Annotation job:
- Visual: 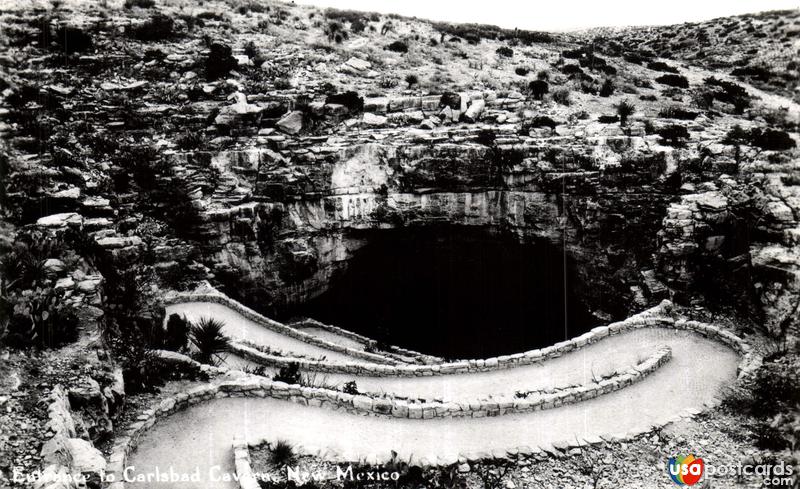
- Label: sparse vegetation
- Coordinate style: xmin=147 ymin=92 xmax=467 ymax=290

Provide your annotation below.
xmin=551 ymin=87 xmax=572 ymax=106
xmin=269 ymin=440 xmax=297 ymax=467
xmin=205 ymin=42 xmax=238 ymax=80
xmin=656 ymin=74 xmax=689 ymax=88
xmin=495 ymin=46 xmax=513 ymax=58
xmin=189 ymin=317 xmax=230 ymax=365
xmin=657 ymin=124 xmax=691 ymax=146
xmin=616 ymin=100 xmax=635 ymax=125
xmin=386 ymin=40 xmax=409 ymax=53
xmin=273 ymin=362 xmax=301 ymax=384
xmin=528 ymin=80 xmax=549 ymax=100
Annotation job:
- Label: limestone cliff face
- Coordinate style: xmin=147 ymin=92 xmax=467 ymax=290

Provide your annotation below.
xmin=159 ymin=132 xmax=797 ymax=337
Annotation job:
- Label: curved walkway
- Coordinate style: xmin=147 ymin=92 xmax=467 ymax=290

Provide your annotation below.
xmin=167 ymin=301 xmax=375 ymax=364
xmin=229 ymin=329 xmax=718 ymax=403
xmin=124 ymin=302 xmax=742 ymax=489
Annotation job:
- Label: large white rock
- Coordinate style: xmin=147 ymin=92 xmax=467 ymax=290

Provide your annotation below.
xmin=276 ymin=111 xmax=304 ymax=135
xmin=344 ymin=57 xmax=371 ymax=71
xmin=36 ymin=213 xmax=82 ymax=228
xmin=462 ymin=99 xmax=486 ymax=123
xmin=362 ymin=113 xmax=387 ymax=127
xmin=67 ymin=438 xmax=106 ymax=473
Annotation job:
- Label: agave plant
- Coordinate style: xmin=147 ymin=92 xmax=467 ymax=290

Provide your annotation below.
xmin=189 ymin=317 xmax=230 ymax=365
xmin=269 ymin=440 xmax=296 ymax=467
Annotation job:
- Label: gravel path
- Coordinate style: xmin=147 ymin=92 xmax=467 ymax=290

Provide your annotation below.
xmin=126 ymin=326 xmax=738 ymax=489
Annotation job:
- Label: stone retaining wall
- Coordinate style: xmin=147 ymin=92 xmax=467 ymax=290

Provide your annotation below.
xmin=291 ymin=317 xmax=442 ymax=364
xmin=232 ymin=436 xmax=260 ymax=489
xmin=164 ymin=290 xmax=400 ymax=366
xmin=105 ymin=300 xmax=758 ymax=487
xmin=106 ymin=344 xmax=669 ymax=488
xmin=225 ymin=299 xmax=756 ymax=380
xmin=36 ymin=386 xmax=107 ymax=489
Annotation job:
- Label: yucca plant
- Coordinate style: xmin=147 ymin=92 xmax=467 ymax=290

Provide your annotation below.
xmin=189 ymin=317 xmax=230 ymax=365
xmin=269 ymin=440 xmax=296 ymax=467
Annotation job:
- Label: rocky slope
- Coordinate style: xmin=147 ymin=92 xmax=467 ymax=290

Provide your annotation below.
xmin=0 ymin=1 xmax=799 ymax=487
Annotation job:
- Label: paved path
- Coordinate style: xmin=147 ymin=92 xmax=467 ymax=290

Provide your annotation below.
xmin=167 ymin=302 xmax=363 ymax=364
xmin=126 ymin=324 xmax=738 ymax=489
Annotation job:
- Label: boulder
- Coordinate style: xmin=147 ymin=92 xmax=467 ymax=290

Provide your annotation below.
xmin=67 ymin=438 xmax=106 ymax=473
xmin=362 ymin=113 xmax=387 ymax=127
xmin=344 ymin=57 xmax=371 ymax=71
xmin=214 ymin=92 xmax=262 ymax=126
xmin=36 ymin=213 xmax=82 ymax=228
xmin=40 ymin=435 xmax=72 ymax=467
xmin=43 ymin=259 xmax=66 ymax=274
xmin=276 ymin=111 xmax=304 ymax=134
xmin=462 ymin=99 xmax=485 ymax=123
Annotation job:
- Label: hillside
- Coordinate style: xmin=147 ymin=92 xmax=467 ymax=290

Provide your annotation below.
xmin=0 ymin=1 xmax=799 ymax=488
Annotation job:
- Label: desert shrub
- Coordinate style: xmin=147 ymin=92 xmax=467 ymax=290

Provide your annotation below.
xmin=724 ymin=125 xmax=796 ymax=151
xmin=599 ymin=64 xmax=617 ymax=75
xmin=433 ymin=21 xmax=552 ymax=46
xmin=599 ymin=78 xmax=615 ymax=97
xmin=495 ymin=46 xmax=513 ymax=57
xmin=514 ymin=66 xmax=529 ymax=76
xmin=597 ymin=115 xmax=619 ymax=124
xmin=656 ymin=74 xmax=689 ymax=88
xmin=404 ymin=74 xmax=419 ymax=88
xmin=551 ymin=88 xmax=572 ymax=106
xmin=476 ymin=129 xmax=496 ymax=146
xmin=623 ymin=52 xmax=648 ymax=64
xmin=163 ymin=314 xmax=189 ymax=351
xmin=119 ymin=347 xmax=169 ymax=394
xmin=439 ymin=92 xmax=461 ymax=109
xmin=562 ymin=48 xmax=583 ymax=59
xmin=175 ymin=130 xmax=203 ymax=150
xmin=647 ymin=61 xmax=679 ymax=73
xmin=325 ymin=21 xmax=348 ymax=43
xmin=723 ymin=355 xmax=800 ymax=422
xmin=386 ymin=40 xmax=408 ymax=53
xmin=378 ymin=76 xmax=398 ymax=88
xmin=579 ymin=53 xmax=608 ymax=70
xmin=657 ymin=124 xmax=690 ymax=146
xmin=205 ymin=42 xmax=238 ymax=80
xmin=529 ymin=116 xmax=558 ymax=131
xmin=616 ymin=99 xmax=635 ymax=125
xmin=658 ymin=106 xmax=699 ymax=120
xmin=704 ymin=77 xmax=750 ymax=113
xmin=53 ymin=26 xmax=93 ymax=54
xmin=350 ymin=17 xmax=367 ymax=34
xmin=342 ymin=380 xmax=359 ymax=394
xmin=748 ymin=128 xmax=796 ymax=151
xmin=128 ymin=14 xmax=174 ymax=41
xmin=380 ymin=21 xmax=394 ymax=36
xmin=269 ymin=440 xmax=296 ymax=466
xmin=325 ymin=91 xmax=364 ymax=113
xmin=4 ymin=290 xmax=79 ymax=349
xmin=528 ymin=80 xmax=549 ymax=100
xmin=731 ymin=65 xmax=773 ymax=82
xmin=189 ymin=317 xmax=230 ymax=365
xmin=273 ymin=77 xmax=291 ymax=90
xmin=561 ymin=64 xmax=582 ymax=77
xmin=124 ymin=0 xmax=155 ymax=7
xmin=273 ymin=362 xmax=301 ymax=384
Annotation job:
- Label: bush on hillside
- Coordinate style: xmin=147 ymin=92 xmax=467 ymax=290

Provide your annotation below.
xmin=656 ymin=74 xmax=689 ymax=88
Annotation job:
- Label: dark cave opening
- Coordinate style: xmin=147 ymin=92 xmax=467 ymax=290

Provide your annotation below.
xmin=289 ymin=226 xmax=596 ymax=360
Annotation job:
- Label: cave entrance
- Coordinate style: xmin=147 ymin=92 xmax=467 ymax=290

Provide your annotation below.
xmin=289 ymin=226 xmax=596 ymax=360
